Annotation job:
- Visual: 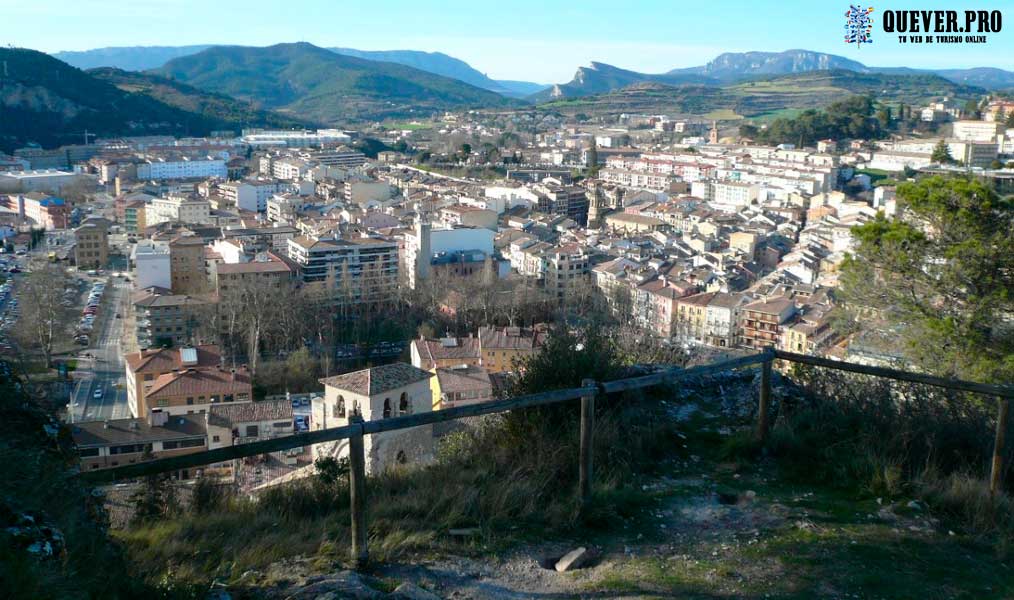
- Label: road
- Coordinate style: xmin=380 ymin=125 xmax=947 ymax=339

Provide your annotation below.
xmin=69 ymin=276 xmax=131 ymax=422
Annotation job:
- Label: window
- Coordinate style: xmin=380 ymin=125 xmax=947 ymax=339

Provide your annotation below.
xmin=399 ymin=392 xmax=411 ymax=415
xmin=334 ymin=395 xmax=346 ymax=418
xmin=78 ymin=447 xmax=99 ymax=457
xmin=212 ymin=435 xmax=220 ymax=443
xmin=245 ymin=425 xmax=259 ymax=437
xmin=383 ymin=399 xmax=391 ymax=419
xmin=186 ymin=397 xmax=194 ymax=405
xmin=396 ymin=450 xmax=407 ymax=464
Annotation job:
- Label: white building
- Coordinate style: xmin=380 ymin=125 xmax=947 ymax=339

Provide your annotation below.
xmin=951 ymin=120 xmax=1005 ymax=143
xmin=145 ymin=195 xmax=211 ymax=226
xmin=403 ymin=223 xmax=495 ymax=289
xmin=136 ymin=158 xmax=227 ymax=181
xmin=241 ymin=129 xmax=353 ymax=148
xmin=132 ymin=241 xmax=172 ymax=290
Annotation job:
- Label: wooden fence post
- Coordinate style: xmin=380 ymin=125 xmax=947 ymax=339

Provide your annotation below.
xmin=579 ymin=378 xmax=595 ymax=508
xmin=991 ymin=397 xmax=1009 ymax=494
xmin=756 ymin=352 xmax=773 ymax=443
xmin=348 ymin=415 xmax=368 ymax=568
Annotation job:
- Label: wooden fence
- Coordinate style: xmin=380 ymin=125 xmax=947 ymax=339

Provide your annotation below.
xmin=77 ymin=349 xmax=1014 ymax=567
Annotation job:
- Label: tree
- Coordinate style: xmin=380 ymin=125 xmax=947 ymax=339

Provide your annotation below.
xmin=963 ymin=98 xmax=981 ymax=120
xmin=1006 ymin=110 xmax=1014 ymax=128
xmin=839 ymin=176 xmax=1014 ymax=383
xmin=13 ymin=263 xmax=72 ymax=368
xmin=931 ymin=139 xmax=954 ymax=164
xmin=876 ymin=105 xmax=892 ymax=130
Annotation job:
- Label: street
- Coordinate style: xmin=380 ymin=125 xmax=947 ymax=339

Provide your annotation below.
xmin=69 ymin=275 xmax=130 ymax=422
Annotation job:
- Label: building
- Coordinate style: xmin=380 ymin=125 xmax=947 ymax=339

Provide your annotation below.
xmin=144 ymin=366 xmax=253 ymax=416
xmin=438 ymin=205 xmax=498 ymax=230
xmin=206 ymin=399 xmax=294 ymax=450
xmin=241 ymin=129 xmax=353 ymax=148
xmin=0 ymin=169 xmax=85 ymax=193
xmin=136 ymin=158 xmax=227 ymax=181
xmin=169 ymin=235 xmax=208 ymax=295
xmin=132 ymin=288 xmax=213 ymax=350
xmin=287 ymin=235 xmax=399 ymax=303
xmin=344 ymin=181 xmax=394 ymax=207
xmin=740 ymin=297 xmax=796 ymax=349
xmin=219 ymin=180 xmax=286 ymax=213
xmin=73 ymin=218 xmax=109 ymax=269
xmin=410 ymin=335 xmax=481 ymax=371
xmin=431 ymin=364 xmax=494 ymax=410
xmin=211 ymin=252 xmax=294 ymax=305
xmin=534 ymin=182 xmax=590 ymax=225
xmin=125 ymin=345 xmax=225 ymax=417
xmin=478 ymin=325 xmax=546 ymax=372
xmin=604 ymin=212 xmax=666 ymax=233
xmin=313 ymin=363 xmax=435 ymax=473
xmin=2 ymin=193 xmax=69 ymax=229
xmin=404 ymin=224 xmax=496 ymax=290
xmin=146 ymin=194 xmax=211 ymax=227
xmin=133 ymin=241 xmax=172 ymax=290
xmin=951 ymin=120 xmax=1006 ymax=143
xmin=72 ymin=411 xmax=207 ymax=473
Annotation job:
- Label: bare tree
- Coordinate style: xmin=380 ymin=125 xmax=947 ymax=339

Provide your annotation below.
xmin=13 ymin=263 xmax=73 ymax=368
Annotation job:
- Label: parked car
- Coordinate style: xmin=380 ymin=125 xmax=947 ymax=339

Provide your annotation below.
xmin=93 ymin=389 xmax=103 ymax=399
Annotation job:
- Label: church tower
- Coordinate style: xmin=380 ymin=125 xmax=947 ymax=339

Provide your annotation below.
xmin=709 ymin=121 xmax=719 ymax=144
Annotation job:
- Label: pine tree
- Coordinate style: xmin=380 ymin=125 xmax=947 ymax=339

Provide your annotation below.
xmin=931 ymin=139 xmax=954 ymax=164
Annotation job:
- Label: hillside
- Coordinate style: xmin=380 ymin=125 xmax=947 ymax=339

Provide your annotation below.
xmin=53 ymin=45 xmax=214 ymax=71
xmin=539 ymin=70 xmax=985 ymax=118
xmin=0 ymin=48 xmax=309 ymax=151
xmin=89 ymin=67 xmax=311 ymax=130
xmin=531 ymin=62 xmax=715 ymax=101
xmin=151 ymin=42 xmax=518 ymax=123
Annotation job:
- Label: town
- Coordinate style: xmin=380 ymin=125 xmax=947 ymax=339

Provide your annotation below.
xmin=2 ymin=18 xmax=1014 ymax=599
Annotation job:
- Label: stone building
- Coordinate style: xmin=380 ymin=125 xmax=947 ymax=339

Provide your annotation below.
xmin=313 ymin=363 xmax=434 ymax=473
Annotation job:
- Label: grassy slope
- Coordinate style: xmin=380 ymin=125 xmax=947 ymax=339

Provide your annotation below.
xmin=117 ymin=371 xmax=1013 ymax=598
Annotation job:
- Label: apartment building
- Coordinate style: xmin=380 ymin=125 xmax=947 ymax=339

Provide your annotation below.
xmin=169 ymin=235 xmax=208 ymax=295
xmin=287 ymin=235 xmax=399 ymax=303
xmin=136 ymin=157 xmax=227 ymax=181
xmin=533 ymin=182 xmax=590 ymax=226
xmin=73 ymin=218 xmax=109 ymax=270
xmin=125 ymin=345 xmax=223 ymax=418
xmin=740 ymin=297 xmax=796 ymax=349
xmin=146 ymin=194 xmax=211 ymax=227
xmin=145 ymin=367 xmax=253 ymax=416
xmin=2 ymin=193 xmax=68 ymax=229
xmin=132 ymin=288 xmax=212 ymax=350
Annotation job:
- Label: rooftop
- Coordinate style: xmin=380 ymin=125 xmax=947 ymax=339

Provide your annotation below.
xmin=320 ymin=363 xmax=433 ymax=396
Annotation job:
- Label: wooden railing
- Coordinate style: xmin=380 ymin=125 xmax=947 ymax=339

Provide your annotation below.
xmin=76 ymin=348 xmax=1014 ymax=567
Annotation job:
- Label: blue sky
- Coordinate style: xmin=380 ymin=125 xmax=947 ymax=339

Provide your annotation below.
xmin=5 ymin=0 xmax=1013 ymax=82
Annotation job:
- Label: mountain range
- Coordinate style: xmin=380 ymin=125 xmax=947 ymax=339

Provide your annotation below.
xmin=54 ymin=45 xmax=549 ymax=99
xmin=538 ymin=49 xmax=1014 ymax=100
xmin=55 ymin=46 xmax=1014 ymax=102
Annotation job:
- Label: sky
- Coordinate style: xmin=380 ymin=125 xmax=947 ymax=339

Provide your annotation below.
xmin=4 ymin=0 xmax=1013 ymax=82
